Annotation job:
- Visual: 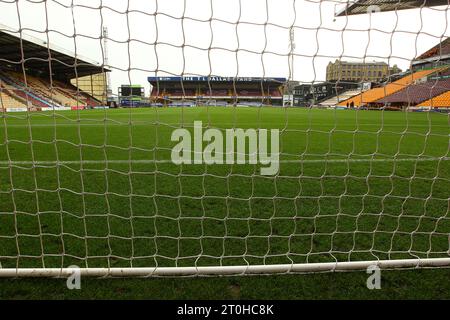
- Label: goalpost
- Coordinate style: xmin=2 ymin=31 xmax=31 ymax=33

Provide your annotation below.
xmin=0 ymin=0 xmax=449 ymax=278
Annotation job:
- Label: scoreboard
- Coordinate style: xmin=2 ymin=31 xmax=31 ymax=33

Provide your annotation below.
xmin=119 ymin=85 xmax=144 ymax=97
xmin=118 ymin=85 xmax=145 ymax=107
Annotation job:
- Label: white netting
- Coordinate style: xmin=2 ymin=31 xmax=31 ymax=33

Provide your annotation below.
xmin=0 ymin=0 xmax=449 ymax=276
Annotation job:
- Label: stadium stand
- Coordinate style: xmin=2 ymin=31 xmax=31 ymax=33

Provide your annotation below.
xmin=329 ymin=15 xmax=450 ymax=111
xmin=0 ymin=88 xmax=27 ymax=110
xmin=338 ymin=67 xmax=447 ymax=108
xmin=375 ymin=78 xmax=450 ymax=108
xmin=0 ymin=24 xmax=106 ymax=112
xmin=237 ymin=89 xmax=263 ymax=97
xmin=148 ymin=76 xmax=286 ymax=106
xmin=416 ymin=90 xmax=450 ymax=109
xmin=208 ymin=89 xmax=229 ymax=97
xmin=0 ymin=69 xmax=103 ymax=110
xmin=412 ymin=37 xmax=450 ymax=71
xmin=270 ymin=89 xmax=282 ymax=97
xmin=0 ymin=72 xmax=54 ymax=110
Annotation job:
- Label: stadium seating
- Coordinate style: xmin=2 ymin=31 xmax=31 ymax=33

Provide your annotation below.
xmin=376 ymin=78 xmax=450 ymax=107
xmin=0 ymin=89 xmax=27 ymax=110
xmin=205 ymin=89 xmax=229 ymax=96
xmin=27 ymin=77 xmax=81 ymax=107
xmin=237 ymin=89 xmax=263 ymax=96
xmin=12 ymin=89 xmax=51 ymax=109
xmin=167 ymin=89 xmax=196 ymax=97
xmin=0 ymin=69 xmax=100 ymax=110
xmin=0 ymin=71 xmax=63 ymax=107
xmin=338 ymin=68 xmax=446 ymax=107
xmin=29 ymin=75 xmax=93 ymax=107
xmin=416 ymin=90 xmax=450 ymax=108
xmin=149 ymin=78 xmax=285 ymax=106
xmin=270 ymin=89 xmax=282 ymax=97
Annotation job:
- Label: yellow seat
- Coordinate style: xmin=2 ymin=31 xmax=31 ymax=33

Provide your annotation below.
xmin=417 ymin=90 xmax=450 ymax=108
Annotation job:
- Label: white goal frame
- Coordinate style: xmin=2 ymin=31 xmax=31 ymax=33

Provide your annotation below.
xmin=1 ymin=258 xmax=450 ymax=278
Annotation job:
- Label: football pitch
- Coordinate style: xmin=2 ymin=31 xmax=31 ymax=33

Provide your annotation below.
xmin=0 ymin=107 xmax=449 ymax=275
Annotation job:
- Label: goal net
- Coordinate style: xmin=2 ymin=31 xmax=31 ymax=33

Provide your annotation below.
xmin=0 ymin=0 xmax=449 ymax=277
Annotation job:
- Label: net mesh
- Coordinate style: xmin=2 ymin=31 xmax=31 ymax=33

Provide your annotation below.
xmin=0 ymin=0 xmax=449 ymax=275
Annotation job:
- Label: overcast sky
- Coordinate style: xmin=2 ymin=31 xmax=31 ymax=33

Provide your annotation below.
xmin=0 ymin=0 xmax=449 ymax=95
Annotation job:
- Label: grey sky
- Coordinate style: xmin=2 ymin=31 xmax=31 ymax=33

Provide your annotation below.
xmin=0 ymin=0 xmax=449 ymax=95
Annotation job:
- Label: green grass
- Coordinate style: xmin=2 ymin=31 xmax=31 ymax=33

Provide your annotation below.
xmin=1 ymin=268 xmax=450 ymax=299
xmin=0 ymin=107 xmax=449 ymax=299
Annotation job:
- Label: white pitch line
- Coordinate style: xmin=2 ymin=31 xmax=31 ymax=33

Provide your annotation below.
xmin=0 ymin=157 xmax=448 ymax=166
xmin=0 ymin=122 xmax=449 ymax=128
